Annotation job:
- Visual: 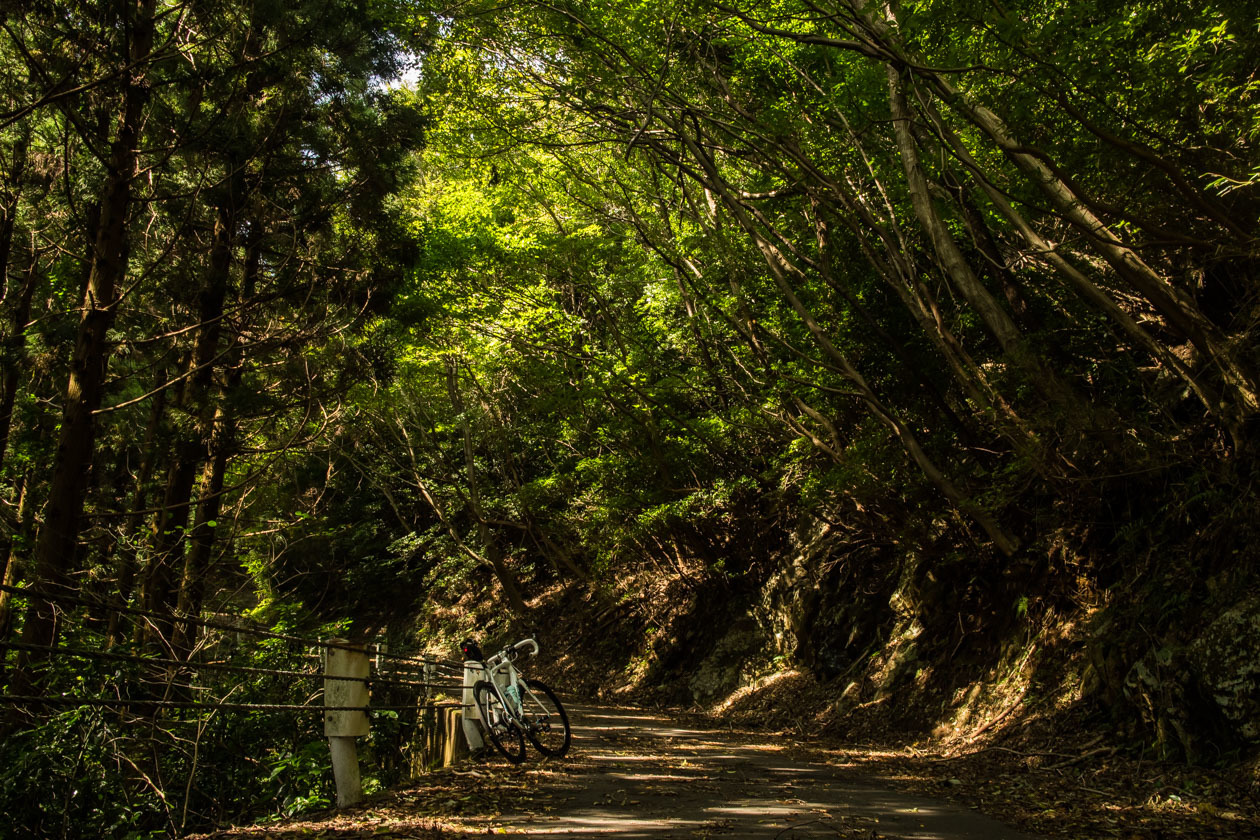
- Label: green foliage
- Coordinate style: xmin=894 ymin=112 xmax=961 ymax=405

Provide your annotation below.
xmin=5 ymin=0 xmax=1260 ymax=826
xmin=0 ymin=708 xmax=164 ymax=840
xmin=260 ymin=741 xmax=334 ymax=818
xmin=0 ymin=608 xmax=416 ymax=838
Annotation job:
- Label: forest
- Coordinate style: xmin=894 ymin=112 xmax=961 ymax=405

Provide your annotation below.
xmin=1 ymin=0 xmax=1258 ymax=837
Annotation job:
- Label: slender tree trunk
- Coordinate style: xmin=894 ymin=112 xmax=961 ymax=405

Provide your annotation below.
xmin=0 ymin=131 xmax=28 ymax=305
xmin=446 ymin=358 xmax=529 ymax=615
xmin=805 ymin=199 xmax=986 ymax=448
xmin=529 ymin=521 xmax=590 ymax=583
xmin=141 ymin=200 xmax=236 ymax=649
xmin=0 ymin=255 xmax=37 ymax=471
xmin=173 ymin=222 xmax=258 ymax=653
xmin=887 ymin=66 xmax=1081 ymax=419
xmin=0 ymin=471 xmax=34 ymax=636
xmin=944 ymin=170 xmax=1040 ymax=331
xmin=0 ymin=471 xmax=34 ymax=690
xmin=106 ymin=370 xmax=169 ymax=647
xmin=173 ymin=402 xmax=233 ymax=654
xmin=684 ymin=128 xmax=1019 ymax=555
xmin=888 ymin=68 xmax=1024 ymax=358
xmin=15 ymin=0 xmax=157 ymax=676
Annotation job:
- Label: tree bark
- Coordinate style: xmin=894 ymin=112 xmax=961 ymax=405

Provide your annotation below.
xmin=141 ymin=199 xmax=236 ymax=650
xmin=446 ymin=358 xmax=529 ymax=615
xmin=0 ymin=255 xmax=37 ymax=471
xmin=15 ymin=0 xmax=157 ymax=675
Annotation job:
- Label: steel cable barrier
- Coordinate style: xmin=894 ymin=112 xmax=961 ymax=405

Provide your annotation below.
xmin=0 ymin=582 xmax=471 ymax=838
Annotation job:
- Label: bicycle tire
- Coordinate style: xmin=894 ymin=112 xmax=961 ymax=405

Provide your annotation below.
xmin=519 ymin=678 xmax=570 ymax=758
xmin=473 ymin=680 xmax=526 ymax=764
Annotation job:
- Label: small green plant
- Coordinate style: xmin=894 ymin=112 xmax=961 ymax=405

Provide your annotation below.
xmin=1015 ymin=596 xmax=1030 ymax=620
xmin=262 ymin=741 xmax=333 ymax=819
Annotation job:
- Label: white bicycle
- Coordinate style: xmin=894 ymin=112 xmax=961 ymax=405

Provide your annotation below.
xmin=462 ymin=637 xmax=571 ymax=764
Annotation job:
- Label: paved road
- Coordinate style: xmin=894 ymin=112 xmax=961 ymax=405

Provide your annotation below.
xmin=193 ymin=704 xmax=1045 ymax=839
xmin=468 ymin=704 xmax=1042 ymax=839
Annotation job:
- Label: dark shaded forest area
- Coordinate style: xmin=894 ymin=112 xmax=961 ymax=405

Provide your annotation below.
xmin=1 ymin=0 xmax=1258 ymax=836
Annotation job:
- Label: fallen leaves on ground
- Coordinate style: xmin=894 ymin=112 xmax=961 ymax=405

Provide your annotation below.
xmin=188 ymin=706 xmax=1258 ymax=840
xmin=814 ymin=732 xmax=1259 ymax=839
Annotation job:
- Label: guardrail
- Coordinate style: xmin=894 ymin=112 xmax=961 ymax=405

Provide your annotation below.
xmin=0 ymin=582 xmax=474 ymax=811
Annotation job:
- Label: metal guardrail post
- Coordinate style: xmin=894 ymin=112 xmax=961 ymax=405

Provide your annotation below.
xmin=324 ymin=639 xmax=370 ymax=808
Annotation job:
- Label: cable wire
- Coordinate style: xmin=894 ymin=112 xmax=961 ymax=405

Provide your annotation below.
xmin=0 ymin=640 xmax=463 ymax=691
xmin=0 ymin=694 xmax=469 ymax=712
xmin=0 ymin=583 xmax=427 ymax=663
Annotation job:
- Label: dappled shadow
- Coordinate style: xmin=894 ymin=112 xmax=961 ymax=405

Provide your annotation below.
xmin=194 ymin=704 xmax=1041 ymax=839
xmin=189 ymin=704 xmax=1258 ymax=839
xmin=704 ymin=614 xmax=1260 ymax=840
xmin=815 ymin=734 xmax=1260 ymax=840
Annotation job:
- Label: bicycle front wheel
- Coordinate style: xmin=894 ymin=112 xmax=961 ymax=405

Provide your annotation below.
xmin=473 ymin=680 xmax=526 ymax=764
xmin=520 ymin=678 xmax=570 ymax=758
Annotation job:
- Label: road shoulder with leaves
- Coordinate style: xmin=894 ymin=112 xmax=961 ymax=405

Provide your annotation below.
xmin=191 ymin=703 xmax=1049 ymax=838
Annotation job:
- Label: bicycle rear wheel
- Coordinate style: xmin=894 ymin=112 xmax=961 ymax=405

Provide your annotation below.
xmin=473 ymin=680 xmax=526 ymax=764
xmin=520 ymin=678 xmax=570 ymax=758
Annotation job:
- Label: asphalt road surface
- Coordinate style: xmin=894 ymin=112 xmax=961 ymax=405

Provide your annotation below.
xmin=469 ymin=703 xmax=1043 ymax=839
xmin=192 ymin=703 xmax=1046 ymax=839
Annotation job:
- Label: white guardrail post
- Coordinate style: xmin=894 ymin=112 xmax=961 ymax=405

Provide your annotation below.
xmin=324 ymin=639 xmax=370 ymax=808
xmin=462 ymin=660 xmax=485 ymax=752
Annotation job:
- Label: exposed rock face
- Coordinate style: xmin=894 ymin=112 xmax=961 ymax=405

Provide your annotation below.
xmin=755 ymin=521 xmax=895 ymax=682
xmin=1118 ymin=592 xmax=1260 ymax=759
xmin=1190 ymin=595 xmax=1260 ymax=743
xmin=757 ymin=523 xmax=829 ymax=667
xmin=687 ymin=617 xmax=769 ymax=706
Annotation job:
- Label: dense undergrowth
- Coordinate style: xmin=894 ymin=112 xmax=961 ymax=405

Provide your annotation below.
xmin=0 ymin=616 xmax=425 ymax=839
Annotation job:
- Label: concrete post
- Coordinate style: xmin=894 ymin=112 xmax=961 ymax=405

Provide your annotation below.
xmin=462 ymin=661 xmax=485 ymax=752
xmin=324 ymin=639 xmax=370 ymax=808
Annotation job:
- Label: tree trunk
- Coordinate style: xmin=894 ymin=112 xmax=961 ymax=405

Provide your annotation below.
xmin=15 ymin=0 xmax=157 ymax=677
xmin=887 ymin=66 xmax=1079 ymax=418
xmin=0 ymin=471 xmax=34 ymax=637
xmin=173 ymin=222 xmax=258 ymax=653
xmin=141 ymin=199 xmax=235 ymax=650
xmin=0 ymin=255 xmax=37 ymax=471
xmin=106 ymin=369 xmax=169 ymax=647
xmin=173 ymin=402 xmax=233 ymax=654
xmin=446 ymin=358 xmax=529 ymax=615
xmin=0 ymin=130 xmax=28 ymax=305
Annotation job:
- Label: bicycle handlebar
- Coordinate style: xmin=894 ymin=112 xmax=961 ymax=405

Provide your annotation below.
xmin=498 ymin=637 xmax=539 ymax=662
xmin=472 ymin=638 xmax=540 ymax=670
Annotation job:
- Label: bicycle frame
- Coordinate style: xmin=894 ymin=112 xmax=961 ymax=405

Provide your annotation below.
xmin=468 ymin=638 xmax=538 ymax=725
xmin=465 ymin=637 xmax=570 ymax=762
